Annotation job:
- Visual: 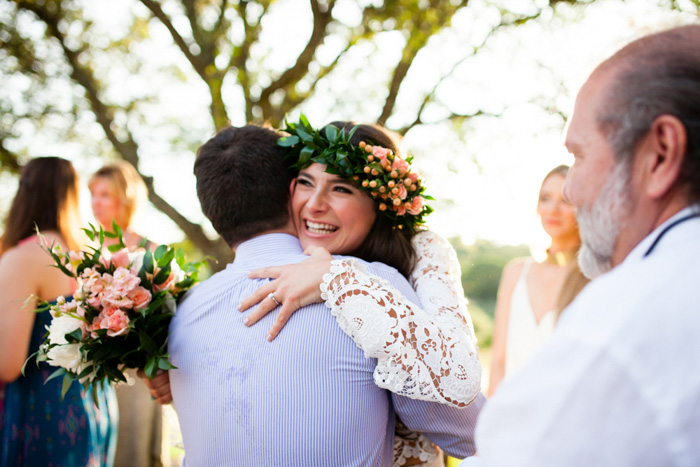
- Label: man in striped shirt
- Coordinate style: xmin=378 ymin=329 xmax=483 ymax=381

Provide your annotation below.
xmin=167 ymin=125 xmax=484 ymax=466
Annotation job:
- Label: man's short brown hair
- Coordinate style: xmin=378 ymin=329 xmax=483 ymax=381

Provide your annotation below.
xmin=194 ymin=125 xmax=294 ymax=247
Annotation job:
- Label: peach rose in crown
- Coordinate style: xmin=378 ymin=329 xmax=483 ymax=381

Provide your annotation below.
xmin=397 ymin=184 xmax=408 ymax=200
xmin=391 ymin=158 xmax=410 ymax=176
xmin=408 ymin=172 xmax=419 ymax=183
xmin=372 ymin=147 xmax=391 ymax=167
xmin=407 ymin=196 xmax=425 ymax=215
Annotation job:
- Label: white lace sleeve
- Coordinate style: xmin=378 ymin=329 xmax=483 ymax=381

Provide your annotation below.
xmin=320 ymin=230 xmax=482 ymax=407
xmin=394 ymin=417 xmax=440 ymax=466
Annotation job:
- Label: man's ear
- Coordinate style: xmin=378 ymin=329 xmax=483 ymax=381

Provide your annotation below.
xmin=642 ymin=115 xmax=687 ymax=199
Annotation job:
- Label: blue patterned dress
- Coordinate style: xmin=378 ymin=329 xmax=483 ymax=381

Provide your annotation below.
xmin=0 ymin=301 xmax=118 ymax=466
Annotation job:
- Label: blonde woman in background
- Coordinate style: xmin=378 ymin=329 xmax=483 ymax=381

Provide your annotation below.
xmin=488 ymin=165 xmax=588 ymax=397
xmin=90 ymin=160 xmax=153 ymax=251
xmin=89 ymin=161 xmax=165 ymax=467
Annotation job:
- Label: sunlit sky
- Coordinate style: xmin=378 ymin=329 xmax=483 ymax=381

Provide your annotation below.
xmin=1 ymin=0 xmax=697 ymax=252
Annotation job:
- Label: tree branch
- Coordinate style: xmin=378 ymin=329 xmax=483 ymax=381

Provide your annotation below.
xmin=182 ymin=0 xmax=206 ymax=48
xmin=378 ymin=1 xmax=455 ymax=126
xmin=213 ymin=0 xmax=230 ymax=38
xmin=232 ymin=0 xmax=255 ymax=122
xmin=0 ymin=137 xmax=21 ymax=174
xmin=275 ymin=36 xmax=360 ymax=125
xmin=258 ymin=0 xmax=336 ymax=116
xmin=140 ymin=0 xmax=207 ymax=79
xmin=141 ymin=175 xmax=235 ymax=263
xmin=16 ymin=1 xmax=231 ymax=265
xmin=394 ymin=3 xmax=560 ymax=133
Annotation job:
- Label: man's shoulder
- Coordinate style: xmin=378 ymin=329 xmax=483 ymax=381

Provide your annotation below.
xmin=176 ymin=265 xmax=240 ymax=309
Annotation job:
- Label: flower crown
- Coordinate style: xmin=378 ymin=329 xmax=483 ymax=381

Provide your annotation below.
xmin=278 ymin=115 xmax=432 ymax=233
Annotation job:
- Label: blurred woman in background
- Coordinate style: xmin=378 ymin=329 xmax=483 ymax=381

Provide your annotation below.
xmin=0 ymin=157 xmax=117 ymax=466
xmin=89 ymin=160 xmax=152 ymax=250
xmin=488 ymin=165 xmax=588 ymax=396
xmin=89 ymin=161 xmax=164 ymax=467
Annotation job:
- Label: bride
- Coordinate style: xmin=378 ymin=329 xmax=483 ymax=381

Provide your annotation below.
xmin=145 ymin=119 xmax=483 ymax=466
xmin=239 ymin=118 xmax=482 ymax=465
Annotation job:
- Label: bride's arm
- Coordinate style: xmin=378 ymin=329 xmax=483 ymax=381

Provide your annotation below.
xmin=322 ymin=230 xmax=481 ymax=407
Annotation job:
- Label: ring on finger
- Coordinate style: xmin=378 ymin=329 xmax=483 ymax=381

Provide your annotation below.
xmin=267 ymin=292 xmax=281 ymax=306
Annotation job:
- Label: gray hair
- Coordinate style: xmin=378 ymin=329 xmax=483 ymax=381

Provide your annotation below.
xmin=595 ymin=25 xmax=700 ymax=202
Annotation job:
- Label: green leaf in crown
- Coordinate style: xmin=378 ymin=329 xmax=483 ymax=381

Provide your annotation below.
xmin=278 ymin=115 xmax=433 ymax=234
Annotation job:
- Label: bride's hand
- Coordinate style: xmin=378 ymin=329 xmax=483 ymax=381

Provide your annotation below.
xmin=238 ymin=246 xmax=333 ymax=341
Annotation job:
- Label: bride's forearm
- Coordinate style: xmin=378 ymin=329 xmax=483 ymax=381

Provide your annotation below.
xmin=322 ymin=255 xmax=481 ymax=407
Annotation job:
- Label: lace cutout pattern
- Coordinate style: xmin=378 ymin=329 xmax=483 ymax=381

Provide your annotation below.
xmin=393 ymin=417 xmax=439 ymax=466
xmin=320 ymin=230 xmax=482 ymax=407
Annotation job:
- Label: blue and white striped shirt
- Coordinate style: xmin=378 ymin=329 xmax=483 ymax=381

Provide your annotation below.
xmin=170 ymin=233 xmax=483 ymax=466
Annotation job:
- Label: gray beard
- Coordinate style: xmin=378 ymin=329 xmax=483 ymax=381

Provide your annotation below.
xmin=576 ymin=163 xmax=630 ymax=279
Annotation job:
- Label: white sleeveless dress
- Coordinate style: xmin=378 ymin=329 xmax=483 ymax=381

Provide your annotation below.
xmin=504 ymin=260 xmax=556 ymax=378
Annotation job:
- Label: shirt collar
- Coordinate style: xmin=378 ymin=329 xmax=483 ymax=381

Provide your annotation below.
xmin=623 ymin=204 xmax=700 ymax=264
xmin=229 ymin=233 xmax=303 ymax=271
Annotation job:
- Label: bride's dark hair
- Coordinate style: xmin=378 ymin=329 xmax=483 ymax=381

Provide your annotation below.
xmin=328 ymin=121 xmax=417 ymax=278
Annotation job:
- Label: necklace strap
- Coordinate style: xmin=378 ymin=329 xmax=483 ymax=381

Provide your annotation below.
xmin=643 ymin=212 xmax=700 ymax=258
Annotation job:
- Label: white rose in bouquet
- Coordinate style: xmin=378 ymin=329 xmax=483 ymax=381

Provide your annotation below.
xmin=171 ymin=260 xmax=186 ymax=285
xmin=128 ymin=249 xmax=146 ymax=273
xmin=46 ymin=314 xmax=85 ymax=373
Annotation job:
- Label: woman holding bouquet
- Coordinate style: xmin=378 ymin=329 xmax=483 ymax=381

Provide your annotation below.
xmin=0 ymin=157 xmax=117 ymax=466
xmin=89 ymin=161 xmax=165 ymax=467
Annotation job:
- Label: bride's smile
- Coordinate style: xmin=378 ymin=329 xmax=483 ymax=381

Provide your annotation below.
xmin=304 ymin=220 xmax=338 ymax=234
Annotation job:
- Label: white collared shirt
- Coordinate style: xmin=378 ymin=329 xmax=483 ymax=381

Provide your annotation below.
xmin=470 ymin=205 xmax=700 ymax=467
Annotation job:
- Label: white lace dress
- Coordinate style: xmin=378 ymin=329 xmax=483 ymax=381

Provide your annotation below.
xmin=320 ymin=230 xmax=482 ymax=466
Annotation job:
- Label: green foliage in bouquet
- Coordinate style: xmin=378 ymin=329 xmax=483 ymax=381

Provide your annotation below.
xmin=23 ymin=222 xmax=206 ymax=401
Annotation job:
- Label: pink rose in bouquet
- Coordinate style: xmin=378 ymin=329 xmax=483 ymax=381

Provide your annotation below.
xmin=128 ymin=286 xmax=152 ymax=310
xmin=25 ymin=224 xmax=205 ymax=399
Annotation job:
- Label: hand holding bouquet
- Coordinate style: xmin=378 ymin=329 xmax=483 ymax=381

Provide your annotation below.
xmin=25 ymin=223 xmax=205 ymax=400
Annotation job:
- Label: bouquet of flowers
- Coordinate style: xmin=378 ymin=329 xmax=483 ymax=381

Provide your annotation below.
xmin=24 ymin=223 xmax=206 ymax=400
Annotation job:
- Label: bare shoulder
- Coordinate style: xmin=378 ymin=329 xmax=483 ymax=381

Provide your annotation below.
xmin=500 ymin=257 xmax=529 ymax=286
xmin=0 ymin=244 xmax=51 ymax=298
xmin=0 ymin=242 xmax=47 ymax=271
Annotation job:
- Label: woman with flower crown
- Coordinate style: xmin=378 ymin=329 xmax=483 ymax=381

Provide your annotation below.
xmin=143 ymin=119 xmax=482 ymax=465
xmin=238 ymin=119 xmax=483 ymax=466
